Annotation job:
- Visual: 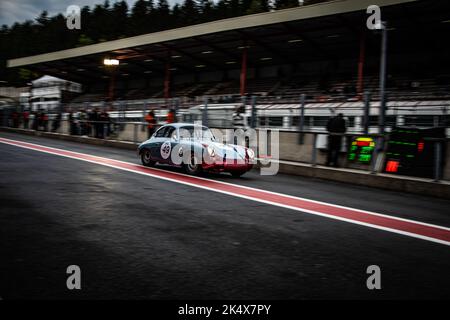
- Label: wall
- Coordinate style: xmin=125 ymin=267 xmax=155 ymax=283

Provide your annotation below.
xmin=443 ymin=140 xmax=450 ymax=181
xmin=8 ymin=120 xmax=450 ymax=181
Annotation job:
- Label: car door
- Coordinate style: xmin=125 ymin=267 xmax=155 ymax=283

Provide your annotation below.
xmin=158 ymin=126 xmax=178 ymax=164
xmin=149 ymin=126 xmax=168 ymax=160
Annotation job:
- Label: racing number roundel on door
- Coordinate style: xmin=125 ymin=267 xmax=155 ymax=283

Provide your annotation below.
xmin=160 ymin=141 xmax=171 ymax=159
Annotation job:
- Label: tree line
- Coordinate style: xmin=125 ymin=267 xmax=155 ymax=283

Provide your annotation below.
xmin=0 ymin=0 xmax=326 ymax=85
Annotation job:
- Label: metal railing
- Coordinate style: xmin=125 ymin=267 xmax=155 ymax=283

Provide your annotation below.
xmin=2 ymin=116 xmax=448 ymax=182
xmin=3 ymin=92 xmax=449 ymax=182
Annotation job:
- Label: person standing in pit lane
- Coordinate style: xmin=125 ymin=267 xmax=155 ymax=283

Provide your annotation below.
xmin=22 ymin=110 xmax=29 ymax=129
xmin=145 ymin=110 xmax=157 ymax=138
xmin=52 ymin=113 xmax=61 ymax=132
xmin=42 ymin=111 xmax=49 ymax=132
xmin=166 ymin=109 xmax=176 ymax=124
xmin=31 ymin=111 xmax=38 ymax=131
xmin=326 ymin=113 xmax=347 ymax=167
xmin=98 ymin=110 xmax=109 ymax=139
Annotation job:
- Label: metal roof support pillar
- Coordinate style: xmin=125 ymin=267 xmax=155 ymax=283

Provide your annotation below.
xmin=202 ymin=96 xmax=208 ymax=127
xmin=357 ymin=32 xmax=366 ymax=100
xmin=164 ymin=54 xmax=171 ymax=103
xmin=175 ymin=98 xmax=180 ymax=115
xmin=363 ymin=91 xmax=371 ymax=134
xmin=240 ymin=47 xmax=248 ymax=97
xmin=378 ymin=22 xmax=388 ymax=136
xmin=298 ymin=93 xmax=306 ymax=144
xmin=108 ymin=69 xmax=116 ymax=108
xmin=250 ymin=95 xmax=257 ymax=129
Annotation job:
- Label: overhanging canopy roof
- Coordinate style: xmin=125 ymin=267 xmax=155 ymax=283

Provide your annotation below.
xmin=7 ymin=0 xmax=416 ymax=68
xmin=6 ymin=0 xmax=449 ymax=86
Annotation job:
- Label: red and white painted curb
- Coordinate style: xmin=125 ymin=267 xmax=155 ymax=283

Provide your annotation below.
xmin=1 ymin=136 xmax=450 ymax=246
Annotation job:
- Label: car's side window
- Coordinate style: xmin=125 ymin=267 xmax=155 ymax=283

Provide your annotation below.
xmin=155 ymin=127 xmax=167 ymax=138
xmin=164 ymin=126 xmax=176 ymax=138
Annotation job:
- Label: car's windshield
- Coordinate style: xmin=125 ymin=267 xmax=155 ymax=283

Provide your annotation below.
xmin=179 ymin=126 xmax=215 ymax=141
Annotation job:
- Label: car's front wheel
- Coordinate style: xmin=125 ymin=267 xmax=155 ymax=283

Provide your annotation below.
xmin=141 ymin=149 xmax=155 ymax=167
xmin=183 ymin=154 xmax=202 ymax=175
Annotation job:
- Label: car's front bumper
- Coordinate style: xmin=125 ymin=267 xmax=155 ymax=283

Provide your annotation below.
xmin=202 ymin=158 xmax=254 ymax=172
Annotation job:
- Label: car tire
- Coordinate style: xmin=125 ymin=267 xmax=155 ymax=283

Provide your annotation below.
xmin=183 ymin=153 xmax=202 ymax=175
xmin=141 ymin=149 xmax=156 ymax=167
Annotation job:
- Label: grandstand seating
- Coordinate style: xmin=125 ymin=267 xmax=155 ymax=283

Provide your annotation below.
xmin=69 ymin=93 xmax=105 ymax=103
xmin=68 ymin=74 xmax=450 ymax=105
xmin=124 ymin=88 xmax=163 ymax=100
xmin=245 ymin=78 xmax=279 ymax=95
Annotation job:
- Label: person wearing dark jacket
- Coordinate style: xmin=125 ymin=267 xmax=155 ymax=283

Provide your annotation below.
xmin=36 ymin=111 xmax=43 ymax=130
xmin=42 ymin=111 xmax=49 ymax=132
xmin=11 ymin=111 xmax=19 ymax=128
xmin=22 ymin=110 xmax=29 ymax=129
xmin=32 ymin=111 xmax=39 ymax=130
xmin=326 ymin=113 xmax=347 ymax=167
xmin=98 ymin=110 xmax=109 ymax=139
xmin=87 ymin=109 xmax=96 ymax=137
xmin=52 ymin=113 xmax=61 ymax=132
xmin=68 ymin=112 xmax=76 ymax=135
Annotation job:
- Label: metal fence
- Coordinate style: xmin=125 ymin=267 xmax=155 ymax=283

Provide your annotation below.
xmin=2 ymin=92 xmax=449 ymax=181
xmin=1 ymin=93 xmax=449 ymax=139
xmin=4 ymin=92 xmax=450 ymax=133
xmin=2 ymin=115 xmax=448 ymax=182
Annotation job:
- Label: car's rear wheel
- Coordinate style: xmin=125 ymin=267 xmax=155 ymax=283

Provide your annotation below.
xmin=141 ymin=149 xmax=155 ymax=167
xmin=184 ymin=153 xmax=202 ymax=175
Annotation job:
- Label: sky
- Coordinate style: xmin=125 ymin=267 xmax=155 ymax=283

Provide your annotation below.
xmin=0 ymin=0 xmax=182 ymax=27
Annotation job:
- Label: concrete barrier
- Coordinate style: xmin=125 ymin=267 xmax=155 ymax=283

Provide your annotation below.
xmin=276 ymin=159 xmax=450 ymax=199
xmin=444 ymin=140 xmax=450 ymax=181
xmin=0 ymin=127 xmax=139 ymax=150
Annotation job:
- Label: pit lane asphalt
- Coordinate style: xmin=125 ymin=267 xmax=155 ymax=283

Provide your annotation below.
xmin=1 ymin=131 xmax=449 ymax=299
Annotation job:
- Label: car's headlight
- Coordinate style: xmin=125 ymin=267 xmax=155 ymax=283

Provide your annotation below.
xmin=247 ymin=148 xmax=255 ymax=159
xmin=207 ymin=146 xmax=215 ymax=157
